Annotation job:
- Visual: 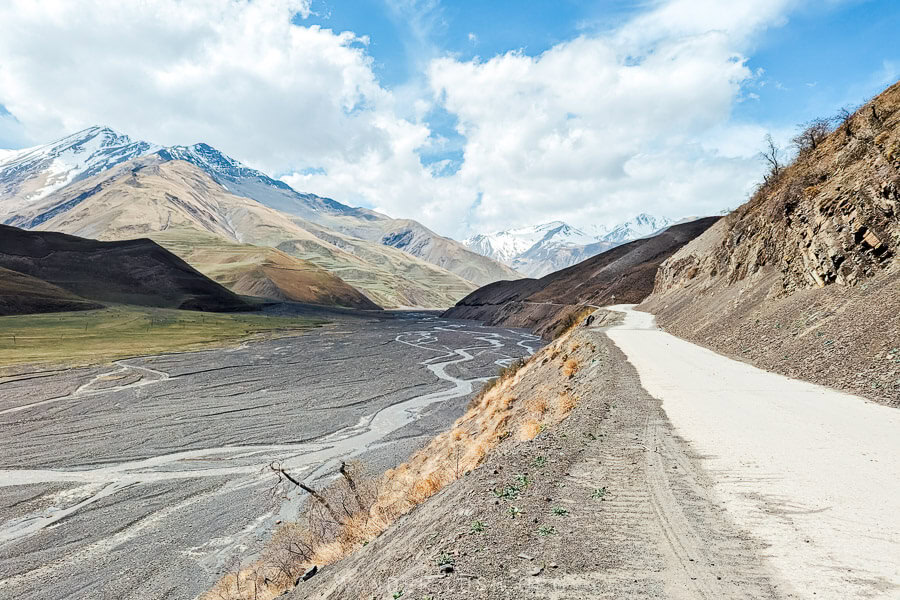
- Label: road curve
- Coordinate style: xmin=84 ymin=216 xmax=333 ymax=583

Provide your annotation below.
xmin=603 ymin=305 xmax=900 ymax=600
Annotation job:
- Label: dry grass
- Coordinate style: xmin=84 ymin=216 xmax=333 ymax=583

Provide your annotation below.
xmin=556 ymin=391 xmax=578 ymax=417
xmin=518 ymin=418 xmax=543 ymax=441
xmin=563 ymin=358 xmax=579 ymax=377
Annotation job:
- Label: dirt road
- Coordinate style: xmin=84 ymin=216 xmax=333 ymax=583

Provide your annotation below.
xmin=605 ymin=305 xmax=900 ymax=599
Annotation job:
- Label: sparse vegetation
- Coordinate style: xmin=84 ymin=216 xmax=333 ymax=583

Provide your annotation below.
xmin=0 ymin=306 xmax=324 ymax=368
xmin=562 ymin=358 xmax=579 ymax=377
xmin=592 ymin=487 xmax=607 ymax=499
xmin=551 ymin=506 xmax=569 ymax=516
xmin=470 ymin=520 xmax=485 ymax=533
xmin=532 ymin=456 xmax=547 ymax=468
xmin=537 ymin=525 xmax=556 ymax=536
xmin=507 ymin=506 xmax=522 ymax=519
xmin=435 ymin=552 xmax=455 ymax=567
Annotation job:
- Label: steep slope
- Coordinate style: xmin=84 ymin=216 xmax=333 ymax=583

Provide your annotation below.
xmin=158 ymin=144 xmax=520 ymax=286
xmin=0 ymin=225 xmax=249 ymax=311
xmin=641 ymin=81 xmax=900 ymax=406
xmin=444 ymin=218 xmax=719 ymax=337
xmin=464 ymin=215 xmax=674 ymax=278
xmin=26 ymin=157 xmax=473 ymax=308
xmin=0 ymin=267 xmax=103 ymax=315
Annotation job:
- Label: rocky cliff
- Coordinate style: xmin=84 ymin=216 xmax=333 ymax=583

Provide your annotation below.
xmin=643 ymin=80 xmax=900 ymax=405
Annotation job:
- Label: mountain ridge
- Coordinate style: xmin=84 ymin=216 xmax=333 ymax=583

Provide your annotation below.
xmin=0 ymin=126 xmax=519 ymax=289
xmin=463 ymin=214 xmax=674 ymax=277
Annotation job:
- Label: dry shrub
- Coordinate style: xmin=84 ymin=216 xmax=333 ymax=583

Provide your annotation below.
xmin=529 ymin=396 xmax=548 ymax=417
xmin=562 ymin=358 xmax=579 ymax=377
xmin=518 ymin=418 xmax=543 ymax=441
xmin=556 ymin=392 xmax=577 ymax=417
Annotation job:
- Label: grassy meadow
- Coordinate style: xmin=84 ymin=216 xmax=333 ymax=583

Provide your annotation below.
xmin=0 ymin=306 xmax=326 ymax=369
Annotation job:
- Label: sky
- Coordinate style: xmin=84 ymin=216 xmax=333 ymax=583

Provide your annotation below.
xmin=0 ymin=0 xmax=898 ymax=239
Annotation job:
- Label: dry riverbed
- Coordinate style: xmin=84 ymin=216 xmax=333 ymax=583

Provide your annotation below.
xmin=0 ymin=309 xmax=538 ymax=600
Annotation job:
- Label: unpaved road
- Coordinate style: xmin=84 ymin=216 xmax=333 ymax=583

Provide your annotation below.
xmin=0 ymin=311 xmax=538 ymax=600
xmin=605 ymin=305 xmax=900 ymax=599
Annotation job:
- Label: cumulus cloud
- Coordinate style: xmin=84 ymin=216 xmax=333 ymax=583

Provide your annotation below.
xmin=424 ymin=0 xmax=802 ymax=233
xmin=0 ymin=0 xmax=805 ymax=238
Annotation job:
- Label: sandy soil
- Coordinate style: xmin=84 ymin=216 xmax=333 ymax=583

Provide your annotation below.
xmin=606 ymin=305 xmax=900 ymax=599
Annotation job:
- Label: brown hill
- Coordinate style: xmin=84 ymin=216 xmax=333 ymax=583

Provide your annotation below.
xmin=443 ymin=217 xmax=719 ymax=337
xmin=0 ymin=267 xmax=103 ymax=316
xmin=642 ymin=80 xmax=900 ymax=406
xmin=0 ymin=224 xmax=250 ymax=312
xmin=148 ymin=231 xmax=380 ymax=310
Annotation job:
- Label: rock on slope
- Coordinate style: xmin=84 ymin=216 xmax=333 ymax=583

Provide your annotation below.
xmin=642 ymin=80 xmax=900 ymax=406
xmin=444 ymin=217 xmax=719 ymax=337
xmin=0 ymin=267 xmax=103 ymax=316
xmin=21 ymin=156 xmax=473 ymax=309
xmin=0 ymin=224 xmax=249 ymax=312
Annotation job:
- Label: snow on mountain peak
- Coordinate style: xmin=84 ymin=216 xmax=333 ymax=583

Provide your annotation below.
xmin=0 ymin=125 xmax=160 ymax=209
xmin=463 ymin=214 xmax=674 ymax=277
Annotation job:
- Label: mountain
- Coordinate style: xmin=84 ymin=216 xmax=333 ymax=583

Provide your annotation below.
xmin=0 ymin=224 xmax=250 ymax=312
xmin=444 ymin=217 xmax=719 ymax=337
xmin=16 ymin=155 xmax=473 ymax=308
xmin=0 ymin=126 xmax=517 ymax=300
xmin=602 ymin=213 xmax=673 ymax=243
xmin=0 ymin=126 xmax=159 ymax=222
xmin=641 ymin=81 xmax=900 ymax=406
xmin=158 ymin=143 xmax=520 ymax=286
xmin=463 ymin=214 xmax=674 ymax=277
xmin=0 ymin=267 xmax=103 ymax=316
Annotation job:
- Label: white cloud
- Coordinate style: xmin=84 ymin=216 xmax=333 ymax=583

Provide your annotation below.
xmin=0 ymin=0 xmax=808 ymax=239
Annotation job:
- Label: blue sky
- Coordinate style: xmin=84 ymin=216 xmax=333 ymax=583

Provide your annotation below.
xmin=0 ymin=0 xmax=898 ymax=237
xmin=303 ymin=0 xmax=899 ymax=164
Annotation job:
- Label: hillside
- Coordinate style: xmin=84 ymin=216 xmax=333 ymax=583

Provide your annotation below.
xmin=159 ymin=143 xmax=521 ymax=286
xmin=642 ymin=81 xmax=900 ymax=406
xmin=0 ymin=224 xmax=249 ymax=312
xmin=0 ymin=267 xmax=102 ymax=316
xmin=444 ymin=217 xmax=719 ymax=337
xmin=148 ymin=231 xmax=380 ymax=310
xmin=22 ymin=156 xmax=474 ymax=309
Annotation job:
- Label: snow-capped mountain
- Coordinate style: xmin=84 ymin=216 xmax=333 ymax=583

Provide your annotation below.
xmin=602 ymin=213 xmax=673 ymax=243
xmin=464 ymin=221 xmax=596 ymax=265
xmin=0 ymin=126 xmax=159 ymax=221
xmin=0 ymin=126 xmax=520 ymax=287
xmin=464 ymin=214 xmax=674 ymax=278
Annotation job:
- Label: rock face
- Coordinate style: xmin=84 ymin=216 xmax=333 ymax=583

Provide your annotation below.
xmin=643 ymin=80 xmax=900 ymax=405
xmin=444 ymin=218 xmax=719 ymax=338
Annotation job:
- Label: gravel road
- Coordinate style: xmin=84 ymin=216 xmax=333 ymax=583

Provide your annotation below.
xmin=0 ymin=309 xmax=538 ymax=600
xmin=606 ymin=305 xmax=900 ymax=599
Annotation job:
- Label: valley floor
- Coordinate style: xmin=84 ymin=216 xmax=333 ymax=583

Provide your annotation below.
xmin=0 ymin=310 xmax=537 ymax=600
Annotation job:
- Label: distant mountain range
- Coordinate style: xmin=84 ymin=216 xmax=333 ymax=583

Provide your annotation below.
xmin=463 ymin=214 xmax=674 ymax=277
xmin=0 ymin=126 xmax=520 ymax=310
